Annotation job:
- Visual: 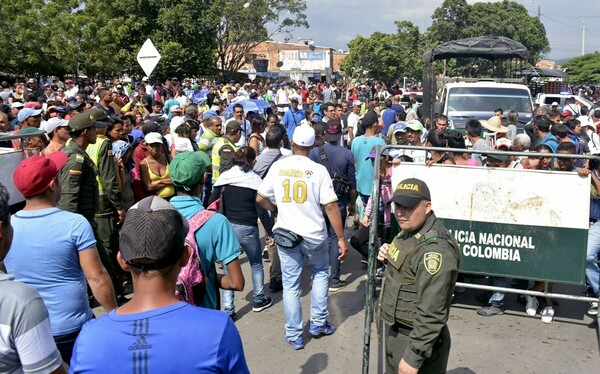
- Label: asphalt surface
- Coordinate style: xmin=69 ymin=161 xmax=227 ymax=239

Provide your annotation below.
xmin=95 ymin=222 xmax=600 ymax=373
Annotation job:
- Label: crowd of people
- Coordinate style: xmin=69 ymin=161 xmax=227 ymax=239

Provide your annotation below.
xmin=1 ymin=75 xmax=599 ymax=373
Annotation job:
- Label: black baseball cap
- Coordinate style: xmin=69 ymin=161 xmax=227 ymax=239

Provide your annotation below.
xmin=142 ymin=121 xmax=167 ymax=135
xmin=119 ymin=196 xmax=189 ymax=270
xmin=388 ymin=178 xmax=431 ymax=207
xmin=325 ymin=118 xmax=342 ymax=142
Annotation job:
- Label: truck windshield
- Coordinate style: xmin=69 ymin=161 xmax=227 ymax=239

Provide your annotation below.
xmin=447 ymin=87 xmax=532 ymax=113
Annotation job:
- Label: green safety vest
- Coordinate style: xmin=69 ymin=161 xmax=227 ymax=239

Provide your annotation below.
xmin=86 ymin=136 xmax=107 ymax=194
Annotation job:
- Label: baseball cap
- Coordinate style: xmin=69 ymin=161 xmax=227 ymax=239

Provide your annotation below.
xmin=142 ymin=121 xmax=166 ymax=135
xmin=41 ymin=117 xmax=69 ymax=134
xmin=361 ymin=110 xmax=379 ymax=128
xmin=170 ymin=151 xmax=211 ymax=191
xmin=393 ymin=122 xmax=407 ymax=134
xmin=112 ymin=140 xmax=132 ymax=159
xmin=13 ymin=152 xmax=68 ymax=197
xmin=311 ymin=114 xmax=322 ymax=123
xmin=65 ymin=79 xmax=74 ymax=84
xmin=225 ymin=119 xmax=242 ymax=134
xmin=119 ymin=196 xmax=189 ymax=271
xmin=19 ymin=126 xmax=45 ymax=137
xmin=561 ymin=110 xmax=573 ymax=117
xmin=388 ymin=178 xmax=431 ymax=207
xmin=577 ymin=115 xmax=592 ymax=127
xmin=171 ymin=105 xmax=183 ymax=113
xmin=10 ymin=102 xmax=24 ymax=110
xmin=406 ymin=120 xmax=424 ymax=132
xmin=68 ymin=109 xmax=110 ymax=132
xmin=27 ymin=78 xmax=35 ymax=84
xmin=142 ymin=77 xmax=149 ymax=82
xmin=144 ymin=132 xmax=163 ymax=144
xmin=352 ymin=100 xmax=362 ymax=107
xmin=292 ymin=125 xmax=315 ymax=147
xmin=486 ymin=152 xmax=510 ymax=163
xmin=365 ymin=145 xmax=379 ymax=160
xmin=67 ymin=101 xmax=86 ymax=112
xmin=24 ymin=102 xmax=42 ymax=110
xmin=325 ymin=119 xmax=342 ymax=142
xmin=17 ymin=108 xmax=43 ymax=124
xmin=551 ymin=102 xmax=559 ymax=106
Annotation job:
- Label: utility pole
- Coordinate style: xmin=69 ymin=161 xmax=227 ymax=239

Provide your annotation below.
xmin=582 ymin=18 xmax=586 ymax=56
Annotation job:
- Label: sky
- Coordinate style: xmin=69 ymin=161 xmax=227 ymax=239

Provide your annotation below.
xmin=272 ymin=0 xmax=600 ymax=62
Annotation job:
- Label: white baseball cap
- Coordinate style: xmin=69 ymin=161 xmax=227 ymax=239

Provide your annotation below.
xmin=292 ymin=125 xmax=315 ymax=147
xmin=144 ymin=132 xmax=163 ymax=144
xmin=41 ymin=117 xmax=69 ymax=134
xmin=551 ymin=102 xmax=559 ymax=106
xmin=352 ymin=100 xmax=362 ymax=106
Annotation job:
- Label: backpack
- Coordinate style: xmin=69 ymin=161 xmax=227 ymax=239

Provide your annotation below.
xmin=175 ymin=209 xmax=216 ymax=306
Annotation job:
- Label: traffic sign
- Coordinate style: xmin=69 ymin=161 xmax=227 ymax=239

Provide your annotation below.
xmin=137 ymin=39 xmax=161 ymax=77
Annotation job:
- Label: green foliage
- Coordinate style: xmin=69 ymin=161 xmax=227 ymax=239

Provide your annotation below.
xmin=562 ymin=52 xmax=600 ymax=85
xmin=340 ymin=21 xmax=426 ymax=85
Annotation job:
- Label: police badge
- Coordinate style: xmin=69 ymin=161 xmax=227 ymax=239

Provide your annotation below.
xmin=424 ymin=252 xmax=442 ymax=275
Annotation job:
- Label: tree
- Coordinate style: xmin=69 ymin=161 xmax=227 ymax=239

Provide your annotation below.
xmin=340 ymin=21 xmax=426 ymax=86
xmin=209 ymin=0 xmax=308 ymax=82
xmin=562 ymin=52 xmax=600 ymax=85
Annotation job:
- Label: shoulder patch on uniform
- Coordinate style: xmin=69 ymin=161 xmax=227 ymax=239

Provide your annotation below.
xmin=424 ymin=252 xmax=442 ymax=275
xmin=107 ymin=150 xmax=113 ymax=156
xmin=75 ymin=154 xmax=84 ymax=163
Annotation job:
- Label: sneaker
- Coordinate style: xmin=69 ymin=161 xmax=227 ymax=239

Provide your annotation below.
xmin=309 ymin=320 xmax=335 ymax=337
xmin=262 ymin=247 xmax=270 ymax=262
xmin=329 ymin=280 xmax=347 ymax=292
xmin=269 ymin=278 xmax=283 ymax=293
xmin=253 ymin=296 xmax=273 ymax=312
xmin=360 ymin=257 xmax=368 ymax=265
xmin=526 ymin=295 xmax=539 ymax=316
xmin=476 ymin=305 xmax=504 ymax=316
xmin=541 ymin=306 xmax=555 ymax=323
xmin=588 ymin=301 xmax=599 ymax=316
xmin=286 ymin=336 xmax=304 ymax=350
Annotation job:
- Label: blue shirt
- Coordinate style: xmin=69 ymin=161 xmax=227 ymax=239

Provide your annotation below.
xmin=170 ymin=196 xmax=241 ymax=310
xmin=70 ymin=302 xmax=249 ymax=373
xmin=309 ymin=143 xmax=357 ymax=205
xmin=351 ymin=135 xmax=386 ymax=196
xmin=5 ymin=208 xmax=96 ymax=335
xmin=381 ymin=109 xmax=397 ymax=137
xmin=282 ymin=108 xmax=305 ymax=140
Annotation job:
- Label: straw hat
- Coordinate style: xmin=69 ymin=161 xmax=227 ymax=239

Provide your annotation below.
xmin=479 ymin=116 xmax=508 ymax=133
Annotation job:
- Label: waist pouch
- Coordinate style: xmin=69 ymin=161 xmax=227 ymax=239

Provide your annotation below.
xmin=273 ymin=227 xmax=303 ymax=248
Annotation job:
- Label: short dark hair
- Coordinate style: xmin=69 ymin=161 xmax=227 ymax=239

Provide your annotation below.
xmin=266 ymin=125 xmax=285 ymax=148
xmin=426 ymin=129 xmax=447 ymax=148
xmin=465 ymin=119 xmax=482 ymax=137
xmin=565 ymin=119 xmax=580 ymax=131
xmin=532 ymin=115 xmax=551 ymax=132
xmin=251 ymin=116 xmax=266 ymax=134
xmin=0 ymin=183 xmax=10 ymax=224
xmin=557 ymin=141 xmax=576 ymax=154
xmin=594 ymin=109 xmax=600 ymax=119
xmin=446 ymin=130 xmax=466 ymax=149
xmin=548 ymin=109 xmax=561 ymax=119
xmin=233 ymin=103 xmax=244 ymax=113
xmin=551 ymin=123 xmax=568 ymax=139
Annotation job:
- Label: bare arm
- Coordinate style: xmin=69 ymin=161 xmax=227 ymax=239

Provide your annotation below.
xmin=79 ymin=248 xmax=117 ymax=312
xmin=257 ymin=194 xmax=277 ymax=212
xmin=324 ymin=202 xmax=348 ymax=260
xmin=217 ymin=258 xmax=245 ymax=291
xmin=140 ymin=159 xmax=173 ymax=192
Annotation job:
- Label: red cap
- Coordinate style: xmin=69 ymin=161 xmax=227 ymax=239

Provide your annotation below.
xmin=65 ymin=79 xmax=74 ymax=84
xmin=13 ymin=152 xmax=68 ymax=197
xmin=561 ymin=110 xmax=573 ymax=117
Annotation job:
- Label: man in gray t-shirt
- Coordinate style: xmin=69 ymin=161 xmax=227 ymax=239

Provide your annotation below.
xmin=0 ymin=183 xmax=65 ymax=374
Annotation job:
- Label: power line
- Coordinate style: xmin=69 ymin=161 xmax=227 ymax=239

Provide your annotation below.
xmin=541 ymin=14 xmax=600 ymax=38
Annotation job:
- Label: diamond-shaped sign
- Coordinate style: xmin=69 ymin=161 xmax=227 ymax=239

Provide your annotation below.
xmin=137 ymin=39 xmax=161 ymax=77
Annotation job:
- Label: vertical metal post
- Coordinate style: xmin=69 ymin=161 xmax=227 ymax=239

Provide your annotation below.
xmin=362 ymin=145 xmax=383 ymax=374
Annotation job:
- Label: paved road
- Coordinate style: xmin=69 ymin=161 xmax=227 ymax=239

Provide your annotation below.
xmin=95 ymin=224 xmax=600 ymax=373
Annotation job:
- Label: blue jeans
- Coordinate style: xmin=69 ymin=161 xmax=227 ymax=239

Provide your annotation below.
xmin=586 ymin=221 xmax=600 ymax=296
xmin=222 ymin=224 xmax=265 ymax=313
xmin=278 ymin=239 xmax=329 ymax=341
xmin=326 ymin=203 xmax=347 ymax=284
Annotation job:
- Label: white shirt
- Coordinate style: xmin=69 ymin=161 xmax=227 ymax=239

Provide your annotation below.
xmin=276 ymin=88 xmax=289 ymax=105
xmin=234 ymin=119 xmax=252 ymax=147
xmin=347 ymin=112 xmax=360 ymax=138
xmin=258 ymin=155 xmax=338 ymax=243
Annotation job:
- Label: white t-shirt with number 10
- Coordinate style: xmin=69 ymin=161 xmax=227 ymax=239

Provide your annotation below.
xmin=258 ymin=155 xmax=338 ymax=244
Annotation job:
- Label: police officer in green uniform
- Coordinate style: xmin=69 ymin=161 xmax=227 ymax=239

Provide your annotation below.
xmin=57 ymin=109 xmax=119 ymax=294
xmin=377 ymin=178 xmax=460 ymax=374
xmin=85 ymin=112 xmax=125 ymax=278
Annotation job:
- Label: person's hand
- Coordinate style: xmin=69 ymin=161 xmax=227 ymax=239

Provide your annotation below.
xmin=116 ymin=157 xmax=124 ymax=170
xmin=391 ymin=158 xmax=402 ymax=166
xmin=398 ymin=359 xmax=418 ymax=374
xmin=578 ymin=168 xmax=591 ymax=177
xmin=347 ymin=204 xmax=356 ymax=216
xmin=425 ymin=158 xmax=435 ymax=167
xmin=361 ymin=216 xmax=370 ymax=227
xmin=116 ymin=209 xmax=126 ymax=225
xmin=338 ymin=238 xmax=348 ymax=261
xmin=377 ymin=243 xmax=389 ymax=262
xmin=266 ymin=236 xmax=275 ymax=247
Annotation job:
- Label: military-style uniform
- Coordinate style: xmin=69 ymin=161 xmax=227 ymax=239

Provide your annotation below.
xmin=87 ymin=134 xmax=123 ymax=272
xmin=380 ymin=212 xmax=460 ymax=374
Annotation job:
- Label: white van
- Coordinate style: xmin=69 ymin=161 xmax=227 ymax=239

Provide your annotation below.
xmin=438 ymin=82 xmax=534 ymax=129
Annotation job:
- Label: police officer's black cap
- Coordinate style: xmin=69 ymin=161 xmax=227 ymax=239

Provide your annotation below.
xmin=68 ymin=109 xmax=111 ymax=132
xmin=388 ymin=178 xmax=431 ymax=207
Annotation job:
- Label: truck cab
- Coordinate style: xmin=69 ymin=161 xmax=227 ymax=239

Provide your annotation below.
xmin=438 ymin=81 xmax=534 ymax=130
